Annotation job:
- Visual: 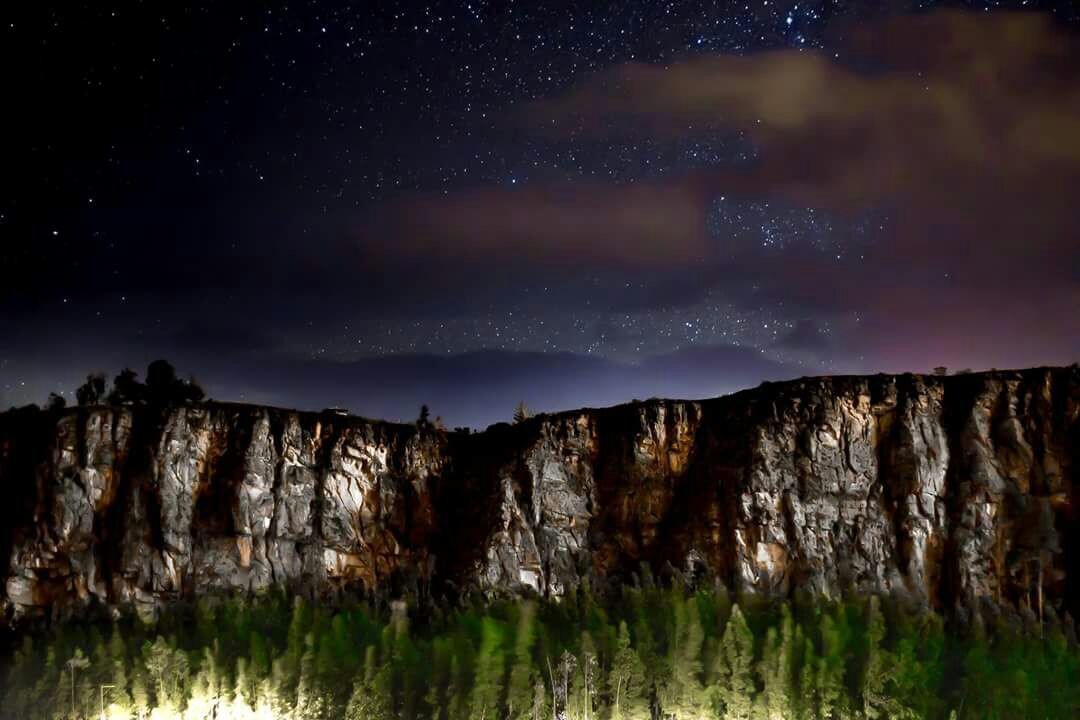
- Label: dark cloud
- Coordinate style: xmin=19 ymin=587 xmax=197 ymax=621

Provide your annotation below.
xmin=360 ymin=182 xmax=712 ymax=271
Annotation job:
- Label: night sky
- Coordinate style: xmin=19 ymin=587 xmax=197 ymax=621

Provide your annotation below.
xmin=3 ymin=1 xmax=1079 ymax=428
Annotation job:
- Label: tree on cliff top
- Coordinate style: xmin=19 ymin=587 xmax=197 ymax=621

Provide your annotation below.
xmin=72 ymin=360 xmax=205 ymax=407
xmin=146 ymin=359 xmax=205 ymax=405
xmin=108 ymin=368 xmax=146 ymax=405
xmin=75 ymin=372 xmax=107 ymax=406
xmin=513 ymin=401 xmax=531 ymax=424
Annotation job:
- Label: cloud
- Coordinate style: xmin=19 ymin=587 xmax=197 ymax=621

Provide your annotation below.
xmin=358 ymin=12 xmax=1080 ymax=300
xmin=360 ymin=181 xmax=712 ymax=270
xmin=502 ymin=10 xmax=1080 ymax=361
xmin=534 ymin=11 xmax=1080 ymax=209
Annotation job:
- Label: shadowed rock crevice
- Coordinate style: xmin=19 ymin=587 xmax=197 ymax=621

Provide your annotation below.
xmin=1065 ymin=389 xmax=1080 ymax=615
xmin=0 ymin=366 xmax=1076 ymax=625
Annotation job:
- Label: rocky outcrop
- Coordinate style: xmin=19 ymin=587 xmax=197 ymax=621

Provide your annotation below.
xmin=0 ymin=367 xmax=1077 ymax=623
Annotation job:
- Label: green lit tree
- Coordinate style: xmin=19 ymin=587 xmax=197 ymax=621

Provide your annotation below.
xmin=345 ymin=646 xmax=394 ymax=720
xmin=610 ymin=621 xmax=648 ymax=720
xmin=710 ymin=603 xmax=755 ymax=720
xmin=863 ymin=596 xmax=918 ymax=719
xmin=507 ymin=602 xmax=538 ymax=720
xmin=759 ymin=606 xmax=797 ymax=720
xmin=471 ymin=617 xmax=507 ymax=720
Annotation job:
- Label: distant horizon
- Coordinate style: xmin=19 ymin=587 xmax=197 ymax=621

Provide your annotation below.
xmin=8 ymin=359 xmax=1074 ymax=431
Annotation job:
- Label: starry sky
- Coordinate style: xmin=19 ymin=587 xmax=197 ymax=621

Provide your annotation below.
xmin=2 ymin=1 xmax=1080 ymax=428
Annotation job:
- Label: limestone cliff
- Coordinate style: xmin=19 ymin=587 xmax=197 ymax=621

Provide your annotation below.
xmin=1 ymin=367 xmax=1077 ymax=623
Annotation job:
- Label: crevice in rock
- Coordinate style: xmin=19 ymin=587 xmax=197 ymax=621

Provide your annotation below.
xmin=939 ymin=372 xmax=985 ymax=614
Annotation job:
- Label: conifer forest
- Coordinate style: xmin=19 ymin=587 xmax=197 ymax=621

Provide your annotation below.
xmin=3 ymin=580 xmax=1078 ymax=719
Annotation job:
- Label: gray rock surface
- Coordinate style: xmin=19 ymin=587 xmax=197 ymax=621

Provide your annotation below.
xmin=0 ymin=367 xmax=1077 ymax=623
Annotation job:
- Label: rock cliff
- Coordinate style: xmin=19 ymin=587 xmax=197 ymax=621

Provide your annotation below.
xmin=1 ymin=367 xmax=1077 ymax=623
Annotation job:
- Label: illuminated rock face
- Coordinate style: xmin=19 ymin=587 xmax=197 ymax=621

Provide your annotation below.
xmin=0 ymin=367 xmax=1077 ymax=623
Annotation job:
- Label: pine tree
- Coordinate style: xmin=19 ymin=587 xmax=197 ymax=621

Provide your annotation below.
xmin=507 ymin=602 xmax=538 ymax=720
xmin=130 ymin=667 xmax=151 ymax=719
xmin=531 ymin=677 xmax=549 ymax=720
xmin=295 ymin=632 xmax=328 ymax=720
xmin=234 ymin=656 xmax=252 ymax=710
xmin=816 ymin=613 xmax=847 ymax=720
xmin=249 ymin=630 xmax=271 ymax=680
xmin=142 ymin=636 xmax=188 ymax=710
xmin=711 ymin=603 xmax=755 ymax=720
xmin=759 ymin=605 xmax=797 ymax=720
xmin=3 ymin=636 xmax=36 ymax=719
xmin=345 ymin=646 xmax=395 ymax=720
xmin=630 ymin=609 xmax=660 ymax=715
xmin=30 ymin=644 xmax=61 ymax=719
xmin=668 ymin=593 xmax=707 ymax=719
xmin=610 ymin=621 xmax=648 ymax=720
xmin=185 ymin=647 xmax=220 ymax=720
xmin=279 ymin=595 xmax=311 ymax=708
xmin=471 ymin=617 xmax=507 ymax=720
xmin=106 ymin=656 xmax=133 ymax=717
xmin=572 ymin=631 xmax=599 ymax=720
xmin=448 ymin=644 xmax=473 ymax=720
xmin=394 ymin=616 xmax=424 ymax=720
xmin=426 ymin=637 xmax=452 ymax=720
xmin=64 ymin=647 xmax=90 ymax=718
xmin=796 ymin=634 xmax=817 ymax=720
xmin=862 ymin=596 xmax=917 ymax=719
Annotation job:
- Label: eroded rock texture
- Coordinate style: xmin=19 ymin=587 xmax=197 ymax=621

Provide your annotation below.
xmin=0 ymin=367 xmax=1077 ymax=623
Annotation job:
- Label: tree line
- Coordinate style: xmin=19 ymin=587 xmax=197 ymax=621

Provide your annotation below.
xmin=2 ymin=580 xmax=1078 ymax=719
xmin=40 ymin=360 xmax=206 ymax=413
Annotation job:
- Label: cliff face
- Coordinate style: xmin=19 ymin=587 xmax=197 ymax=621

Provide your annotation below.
xmin=1 ymin=367 xmax=1077 ymax=623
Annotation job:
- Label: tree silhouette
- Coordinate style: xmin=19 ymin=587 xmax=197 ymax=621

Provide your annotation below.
xmin=108 ymin=368 xmax=145 ymax=405
xmin=147 ymin=359 xmax=205 ymax=405
xmin=75 ymin=373 xmax=107 ymax=406
xmin=70 ymin=361 xmax=204 ymax=408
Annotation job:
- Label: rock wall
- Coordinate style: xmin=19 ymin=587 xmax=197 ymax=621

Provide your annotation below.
xmin=0 ymin=367 xmax=1077 ymax=623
